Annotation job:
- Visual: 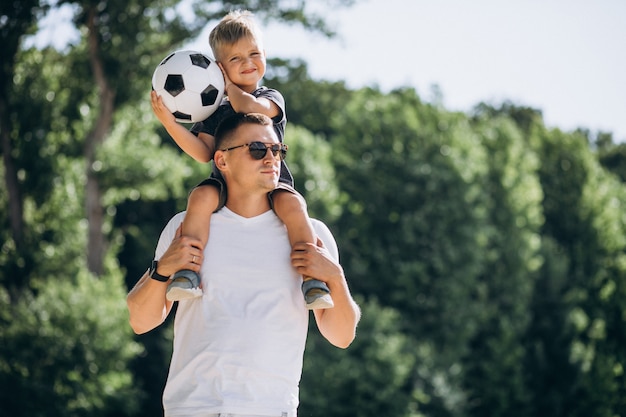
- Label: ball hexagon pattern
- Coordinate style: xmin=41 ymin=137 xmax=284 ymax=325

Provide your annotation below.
xmin=152 ymin=50 xmax=225 ymax=123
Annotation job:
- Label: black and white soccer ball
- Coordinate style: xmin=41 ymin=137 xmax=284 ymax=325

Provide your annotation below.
xmin=152 ymin=50 xmax=224 ymax=123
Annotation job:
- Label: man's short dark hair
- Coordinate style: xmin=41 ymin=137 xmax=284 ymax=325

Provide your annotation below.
xmin=215 ymin=113 xmax=273 ymax=150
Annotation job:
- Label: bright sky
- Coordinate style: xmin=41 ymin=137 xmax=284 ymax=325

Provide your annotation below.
xmin=196 ymin=0 xmax=626 ymax=142
xmin=33 ymin=0 xmax=626 ymax=142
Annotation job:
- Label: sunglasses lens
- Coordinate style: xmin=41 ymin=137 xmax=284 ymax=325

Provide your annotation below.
xmin=269 ymin=145 xmax=281 ymax=158
xmin=247 ymin=142 xmax=286 ymax=160
xmin=248 ymin=142 xmax=267 ymax=160
xmin=277 ymin=145 xmax=287 ymax=160
xmin=269 ymin=145 xmax=287 ymax=160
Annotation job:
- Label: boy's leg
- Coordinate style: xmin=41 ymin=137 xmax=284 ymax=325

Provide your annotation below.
xmin=271 ymin=188 xmax=334 ymax=310
xmin=166 ymin=182 xmax=222 ymax=301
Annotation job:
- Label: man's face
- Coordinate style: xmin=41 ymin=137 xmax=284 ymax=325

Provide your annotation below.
xmin=221 ymin=123 xmax=281 ymax=193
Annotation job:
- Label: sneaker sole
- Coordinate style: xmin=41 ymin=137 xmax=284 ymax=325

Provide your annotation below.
xmin=166 ymin=287 xmax=203 ymax=302
xmin=306 ymin=294 xmax=334 ymax=310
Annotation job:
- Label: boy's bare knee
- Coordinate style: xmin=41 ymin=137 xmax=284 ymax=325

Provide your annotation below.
xmin=189 ymin=185 xmax=220 ymax=208
xmin=273 ymin=190 xmax=306 ymax=212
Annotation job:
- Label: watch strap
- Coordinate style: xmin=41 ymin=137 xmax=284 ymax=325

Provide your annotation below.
xmin=149 ymin=260 xmax=170 ymax=282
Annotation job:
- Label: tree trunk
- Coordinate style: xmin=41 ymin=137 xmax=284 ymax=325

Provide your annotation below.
xmin=85 ymin=5 xmax=115 ymax=276
xmin=0 ymin=95 xmax=24 ymax=249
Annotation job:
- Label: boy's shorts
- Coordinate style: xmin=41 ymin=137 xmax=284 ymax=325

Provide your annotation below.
xmin=195 ymin=177 xmax=297 ymax=213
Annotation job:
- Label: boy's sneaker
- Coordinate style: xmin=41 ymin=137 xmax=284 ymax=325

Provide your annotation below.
xmin=302 ymin=278 xmax=334 ymax=310
xmin=166 ymin=269 xmax=202 ymax=301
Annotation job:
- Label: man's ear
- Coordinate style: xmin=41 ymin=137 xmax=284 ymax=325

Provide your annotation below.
xmin=214 ymin=151 xmax=227 ymax=170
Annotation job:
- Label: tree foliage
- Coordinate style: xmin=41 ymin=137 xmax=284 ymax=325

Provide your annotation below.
xmin=300 ymin=297 xmax=416 ymax=417
xmin=0 ymin=270 xmax=142 ymax=417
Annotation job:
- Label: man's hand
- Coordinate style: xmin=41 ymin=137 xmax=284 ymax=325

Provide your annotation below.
xmin=290 ymin=238 xmax=344 ymax=287
xmin=127 ymin=224 xmax=205 ymax=334
xmin=157 ymin=224 xmax=204 ymax=277
xmin=292 ymin=237 xmax=360 ymax=349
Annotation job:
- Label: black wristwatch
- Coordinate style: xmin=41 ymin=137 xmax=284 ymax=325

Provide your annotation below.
xmin=149 ymin=260 xmax=170 ymax=282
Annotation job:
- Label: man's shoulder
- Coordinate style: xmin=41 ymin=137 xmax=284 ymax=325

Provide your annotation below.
xmin=160 ymin=212 xmax=186 ymax=237
xmin=311 ymin=219 xmax=339 ymax=260
xmin=169 ymin=212 xmax=186 ymax=227
xmin=311 ymin=218 xmax=329 ymax=233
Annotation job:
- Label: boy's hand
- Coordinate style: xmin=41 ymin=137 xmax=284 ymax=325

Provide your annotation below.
xmin=151 ymin=90 xmax=177 ymax=127
xmin=217 ymin=62 xmax=233 ymax=95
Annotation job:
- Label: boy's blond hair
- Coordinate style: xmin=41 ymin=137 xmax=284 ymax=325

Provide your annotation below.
xmin=209 ymin=10 xmax=263 ymax=61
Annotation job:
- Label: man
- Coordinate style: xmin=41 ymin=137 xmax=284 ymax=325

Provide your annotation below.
xmin=127 ymin=112 xmax=361 ymax=417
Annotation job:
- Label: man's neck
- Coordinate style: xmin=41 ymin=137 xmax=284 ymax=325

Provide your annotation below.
xmin=224 ymin=191 xmax=272 ymax=218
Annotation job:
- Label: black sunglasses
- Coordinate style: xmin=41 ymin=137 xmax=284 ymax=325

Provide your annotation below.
xmin=221 ymin=141 xmax=288 ymax=161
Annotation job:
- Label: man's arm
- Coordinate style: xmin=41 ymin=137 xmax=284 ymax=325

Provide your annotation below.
xmin=291 ymin=226 xmax=361 ymax=349
xmin=312 ymin=253 xmax=360 ymax=349
xmin=127 ymin=269 xmax=174 ymax=334
xmin=127 ymin=220 xmax=204 ymax=334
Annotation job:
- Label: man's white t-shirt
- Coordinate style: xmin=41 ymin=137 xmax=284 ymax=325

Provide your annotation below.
xmin=154 ymin=208 xmax=339 ymax=417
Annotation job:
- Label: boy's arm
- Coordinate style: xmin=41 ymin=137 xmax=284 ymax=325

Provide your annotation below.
xmin=151 ymin=91 xmax=215 ymax=163
xmin=220 ymin=68 xmax=281 ymax=119
xmin=225 ymin=83 xmax=280 ymax=119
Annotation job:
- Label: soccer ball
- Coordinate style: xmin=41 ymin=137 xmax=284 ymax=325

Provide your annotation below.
xmin=152 ymin=50 xmax=224 ymax=123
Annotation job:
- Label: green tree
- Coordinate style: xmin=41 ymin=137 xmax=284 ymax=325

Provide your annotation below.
xmin=300 ymin=298 xmax=417 ymax=417
xmin=597 ymin=141 xmax=626 ymax=183
xmin=266 ymin=58 xmax=354 ymax=138
xmin=327 ymin=86 xmax=492 ymax=414
xmin=0 ymin=270 xmax=142 ymax=417
xmin=527 ymin=125 xmax=626 ymax=416
xmin=0 ymin=0 xmax=49 ymax=254
xmin=284 ymin=124 xmax=343 ymax=222
xmin=461 ymin=113 xmax=543 ymax=417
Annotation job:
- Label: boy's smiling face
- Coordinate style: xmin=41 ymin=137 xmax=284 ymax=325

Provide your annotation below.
xmin=218 ymin=36 xmax=266 ymax=92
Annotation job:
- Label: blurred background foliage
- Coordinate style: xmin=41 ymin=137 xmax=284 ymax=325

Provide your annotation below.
xmin=2 ymin=1 xmax=626 ymax=416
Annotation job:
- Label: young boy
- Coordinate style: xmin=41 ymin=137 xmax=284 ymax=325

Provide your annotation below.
xmin=150 ymin=10 xmax=333 ymax=309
